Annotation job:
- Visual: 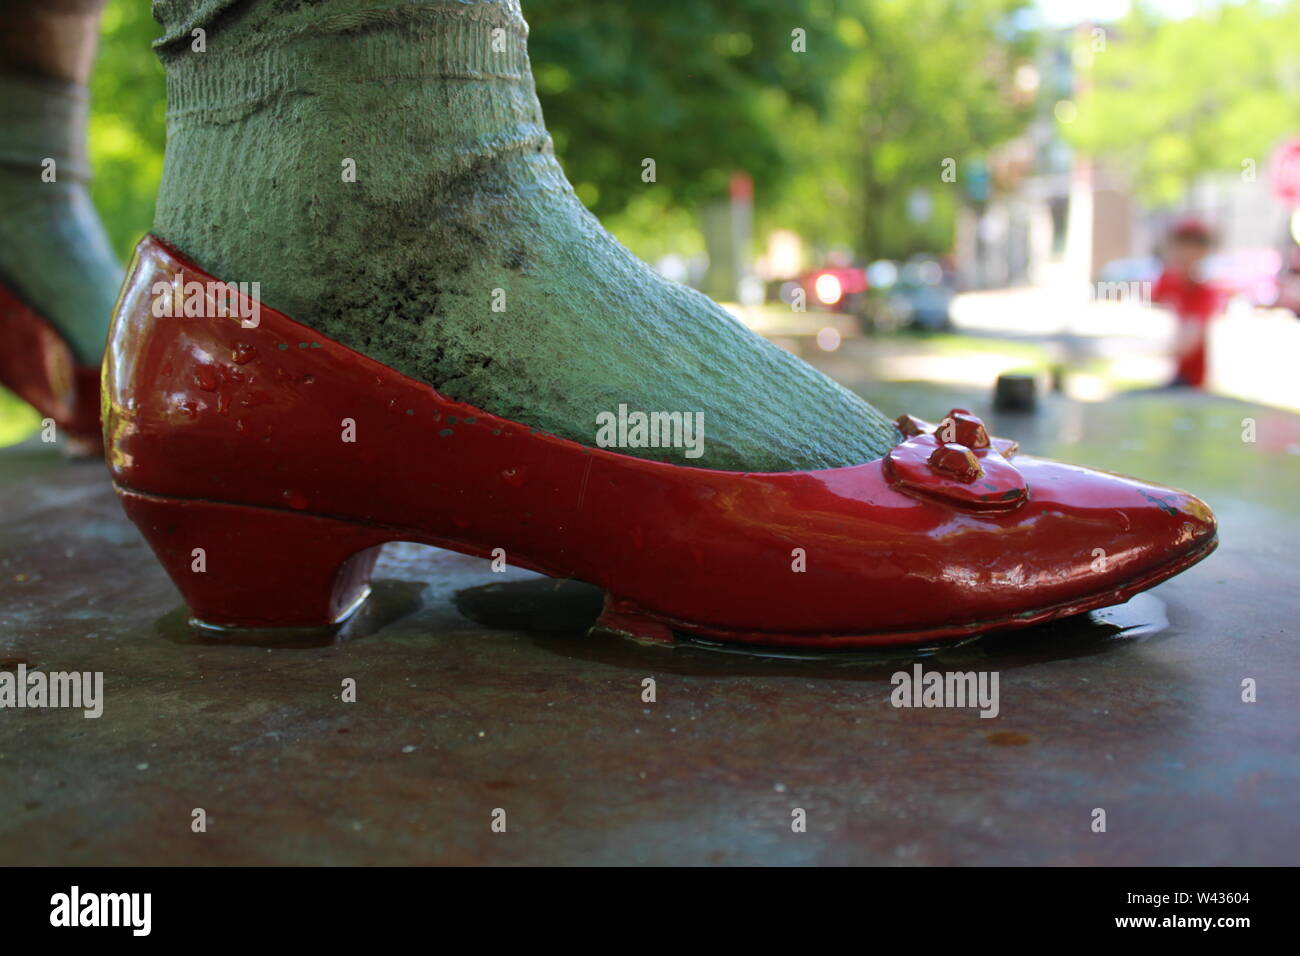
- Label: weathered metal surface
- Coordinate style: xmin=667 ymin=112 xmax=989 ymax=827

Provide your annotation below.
xmin=0 ymin=389 xmax=1296 ymax=865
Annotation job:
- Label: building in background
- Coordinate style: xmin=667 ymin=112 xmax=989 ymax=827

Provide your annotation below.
xmin=956 ymin=22 xmax=1297 ymax=295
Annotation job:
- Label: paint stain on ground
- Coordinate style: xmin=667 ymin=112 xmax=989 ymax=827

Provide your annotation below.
xmin=987 ymin=731 xmax=1031 ymax=746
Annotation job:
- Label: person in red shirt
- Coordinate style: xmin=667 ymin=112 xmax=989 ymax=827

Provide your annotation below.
xmin=1151 ymin=218 xmax=1222 ymax=388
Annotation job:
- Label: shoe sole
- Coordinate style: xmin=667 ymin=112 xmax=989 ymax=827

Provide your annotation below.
xmin=116 ymin=483 xmax=1218 ymax=650
xmin=590 ymin=534 xmax=1218 ymax=649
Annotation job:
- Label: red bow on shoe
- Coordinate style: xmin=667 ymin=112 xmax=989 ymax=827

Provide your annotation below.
xmin=887 ymin=409 xmax=1026 ymax=510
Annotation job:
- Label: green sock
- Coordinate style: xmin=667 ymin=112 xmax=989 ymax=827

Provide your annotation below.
xmin=0 ymin=73 xmax=120 ymax=365
xmin=150 ymin=0 xmax=900 ymax=470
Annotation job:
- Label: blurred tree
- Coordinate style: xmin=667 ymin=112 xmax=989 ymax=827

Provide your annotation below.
xmin=1067 ymin=0 xmax=1300 ymax=206
xmin=527 ymin=0 xmax=851 ymax=218
xmin=88 ymin=0 xmax=166 ymax=260
xmin=828 ymin=0 xmax=1036 ymax=261
xmin=526 ymin=0 xmax=860 ymax=265
xmin=868 ymin=0 xmax=1035 ymax=260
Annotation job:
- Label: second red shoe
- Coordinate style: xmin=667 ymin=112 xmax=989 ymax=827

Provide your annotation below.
xmin=0 ymin=279 xmax=102 ymax=454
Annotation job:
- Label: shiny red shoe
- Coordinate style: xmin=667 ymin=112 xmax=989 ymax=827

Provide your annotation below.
xmin=0 ymin=278 xmax=103 ymax=455
xmin=104 ymin=235 xmax=1217 ymax=647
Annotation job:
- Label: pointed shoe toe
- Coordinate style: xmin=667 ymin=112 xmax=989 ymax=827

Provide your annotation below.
xmin=105 ymin=236 xmax=1217 ymax=647
xmin=1011 ymin=454 xmax=1217 ymax=597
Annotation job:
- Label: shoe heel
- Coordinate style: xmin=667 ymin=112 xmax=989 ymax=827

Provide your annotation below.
xmin=116 ymin=487 xmax=387 ymax=630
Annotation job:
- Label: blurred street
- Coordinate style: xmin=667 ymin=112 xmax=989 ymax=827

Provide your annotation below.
xmin=729 ymin=287 xmax=1300 ymax=415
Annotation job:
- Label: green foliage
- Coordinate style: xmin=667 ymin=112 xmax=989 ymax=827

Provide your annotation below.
xmin=528 ymin=0 xmax=1034 ymax=261
xmin=796 ymin=0 xmax=1035 ymax=260
xmin=88 ymin=0 xmax=166 ymax=260
xmin=1067 ymin=0 xmax=1300 ymax=206
xmin=0 ymin=385 xmax=41 ymax=445
xmin=527 ymin=0 xmax=851 ymax=221
xmin=842 ymin=0 xmax=1034 ymax=261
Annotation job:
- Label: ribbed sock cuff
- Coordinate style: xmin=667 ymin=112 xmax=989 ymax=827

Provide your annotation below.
xmin=0 ymin=74 xmax=91 ymax=181
xmin=158 ymin=1 xmax=531 ymax=126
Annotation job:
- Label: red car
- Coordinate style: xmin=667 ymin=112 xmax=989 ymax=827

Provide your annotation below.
xmin=800 ymin=266 xmax=868 ymax=313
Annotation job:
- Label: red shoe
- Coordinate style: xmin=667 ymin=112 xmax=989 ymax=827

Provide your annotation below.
xmin=0 ymin=279 xmax=103 ymax=455
xmin=104 ymin=236 xmax=1217 ymax=647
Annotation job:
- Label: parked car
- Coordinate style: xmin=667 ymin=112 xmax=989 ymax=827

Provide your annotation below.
xmin=859 ymin=256 xmax=953 ymax=332
xmin=796 ymin=265 xmax=869 ymax=316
